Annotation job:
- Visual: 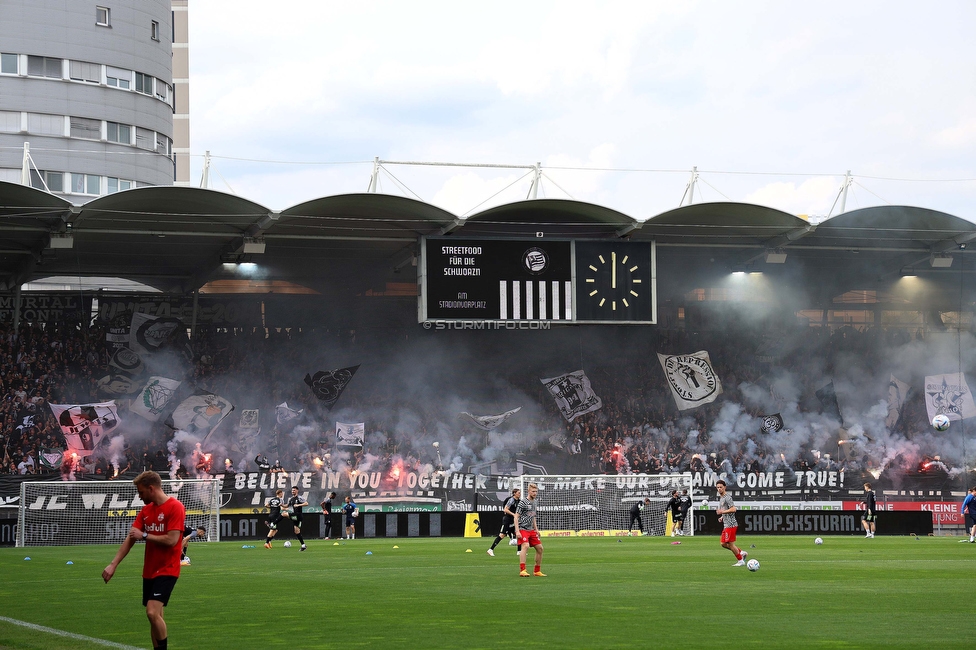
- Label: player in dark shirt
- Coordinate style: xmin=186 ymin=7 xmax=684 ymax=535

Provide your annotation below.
xmin=667 ymin=490 xmax=682 ymax=537
xmin=341 ymin=496 xmax=358 ymax=540
xmin=487 ymin=487 xmax=520 ymax=556
xmin=286 ymin=486 xmax=309 ymax=551
xmin=320 ymin=491 xmax=337 ymax=540
xmin=628 ymin=498 xmax=650 ymax=536
xmin=675 ymin=489 xmax=692 ymax=536
xmin=180 ymin=525 xmax=206 ymax=565
xmin=264 ymin=489 xmax=285 ymax=548
xmin=861 ymin=482 xmax=877 ymax=538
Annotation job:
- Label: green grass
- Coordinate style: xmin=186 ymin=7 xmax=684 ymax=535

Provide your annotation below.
xmin=0 ymin=535 xmax=970 ymax=649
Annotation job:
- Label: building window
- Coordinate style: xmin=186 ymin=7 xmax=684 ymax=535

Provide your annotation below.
xmin=30 ymin=170 xmax=64 ymax=193
xmin=135 ymin=127 xmax=155 ymax=150
xmin=1 ymin=53 xmax=17 ymax=75
xmin=70 ymin=116 xmax=101 ymax=140
xmin=155 ymin=79 xmax=169 ymax=102
xmin=106 ymin=121 xmax=131 ymax=144
xmin=0 ymin=111 xmax=20 ymax=133
xmin=151 ymin=20 xmax=160 ymax=41
xmin=27 ymin=113 xmax=64 ymax=136
xmin=96 ymin=6 xmax=110 ymax=26
xmin=106 ymin=66 xmax=130 ymax=89
xmin=69 ymin=60 xmax=100 ymax=84
xmin=71 ymin=173 xmax=101 ymax=195
xmin=107 ymin=177 xmax=132 ymax=193
xmin=135 ymin=72 xmax=153 ymax=95
xmin=27 ymin=56 xmax=63 ymax=79
xmin=156 ymin=133 xmax=171 ymax=156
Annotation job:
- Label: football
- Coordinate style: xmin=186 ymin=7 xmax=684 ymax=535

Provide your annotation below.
xmin=815 ymin=537 xmax=823 ymax=545
xmin=283 ymin=541 xmax=292 ymax=548
xmin=352 ymin=509 xmax=359 ymax=518
xmin=746 ymin=558 xmax=760 ymax=571
xmin=932 ymin=414 xmax=950 ymax=431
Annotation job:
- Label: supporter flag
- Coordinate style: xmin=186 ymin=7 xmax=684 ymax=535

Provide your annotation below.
xmin=275 ymin=402 xmax=304 ymax=427
xmin=129 ymin=312 xmax=193 ymax=360
xmin=130 ymin=377 xmax=182 ymax=422
xmin=458 ymin=407 xmax=522 ymax=430
xmin=304 ymin=365 xmax=360 ymax=410
xmin=105 ymin=310 xmax=130 ymax=350
xmin=236 ymin=409 xmax=260 ymax=455
xmin=760 ymin=413 xmax=784 ymax=434
xmin=40 ymin=448 xmax=64 ymax=469
xmin=815 ymin=381 xmax=844 ymax=426
xmin=49 ymin=401 xmax=121 ymax=456
xmin=540 ymin=370 xmax=603 ymax=422
xmin=96 ymin=347 xmax=146 ymax=396
xmin=886 ymin=374 xmax=911 ymax=429
xmin=169 ymin=390 xmax=234 ymax=441
xmin=336 ymin=422 xmax=365 ymax=447
xmin=924 ymin=372 xmax=976 ymax=422
xmin=657 ymin=351 xmax=723 ymax=411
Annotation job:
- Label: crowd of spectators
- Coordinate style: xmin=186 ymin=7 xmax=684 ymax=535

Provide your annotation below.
xmin=0 ymin=311 xmax=956 ymax=485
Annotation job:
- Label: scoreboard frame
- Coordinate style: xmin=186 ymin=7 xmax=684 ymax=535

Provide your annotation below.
xmin=418 ymin=237 xmax=657 ymax=325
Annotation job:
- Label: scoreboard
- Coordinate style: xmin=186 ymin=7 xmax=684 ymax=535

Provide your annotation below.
xmin=419 ymin=238 xmax=656 ymax=324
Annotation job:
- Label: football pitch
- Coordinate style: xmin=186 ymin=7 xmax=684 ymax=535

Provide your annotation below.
xmin=0 ymin=535 xmax=970 ymax=649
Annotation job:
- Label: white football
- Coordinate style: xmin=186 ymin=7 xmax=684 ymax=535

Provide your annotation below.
xmin=746 ymin=558 xmax=760 ymax=571
xmin=283 ymin=541 xmax=292 ymax=548
xmin=352 ymin=509 xmax=359 ymax=518
xmin=700 ymin=499 xmax=709 ymax=507
xmin=815 ymin=537 xmax=823 ymax=545
xmin=932 ymin=414 xmax=950 ymax=431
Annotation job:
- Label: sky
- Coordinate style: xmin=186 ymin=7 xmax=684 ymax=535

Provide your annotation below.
xmin=187 ymin=1 xmax=976 ymax=222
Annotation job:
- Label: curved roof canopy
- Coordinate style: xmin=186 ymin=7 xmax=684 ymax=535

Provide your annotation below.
xmin=459 ymin=199 xmax=636 ymax=238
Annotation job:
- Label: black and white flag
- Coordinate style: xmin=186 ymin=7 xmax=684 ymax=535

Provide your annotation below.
xmin=886 ymin=374 xmax=911 ymax=429
xmin=760 ymin=413 xmax=784 ymax=434
xmin=169 ymin=390 xmax=234 ymax=441
xmin=130 ymin=377 xmax=181 ymax=422
xmin=336 ymin=422 xmax=365 ymax=447
xmin=657 ymin=351 xmax=723 ymax=411
xmin=304 ymin=365 xmax=360 ymax=410
xmin=924 ymin=372 xmax=976 ymax=422
xmin=40 ymin=447 xmax=64 ymax=469
xmin=458 ymin=407 xmax=522 ymax=430
xmin=540 ymin=371 xmax=602 ymax=422
xmin=235 ymin=409 xmax=260 ymax=455
xmin=49 ymin=401 xmax=121 ymax=456
xmin=275 ymin=402 xmax=304 ymax=427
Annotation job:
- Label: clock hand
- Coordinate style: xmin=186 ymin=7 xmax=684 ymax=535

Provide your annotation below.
xmin=612 ymin=252 xmax=616 ymax=289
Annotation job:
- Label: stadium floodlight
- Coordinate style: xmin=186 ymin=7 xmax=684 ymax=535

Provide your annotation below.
xmin=517 ymin=473 xmax=694 ymax=536
xmin=900 ymin=266 xmax=917 ymax=277
xmin=930 ymin=254 xmax=953 ymax=268
xmin=764 ymin=251 xmax=787 ymax=264
xmin=48 ymin=233 xmax=74 ymax=249
xmin=242 ymin=237 xmax=266 ymax=254
xmin=17 ymin=478 xmax=221 ymax=547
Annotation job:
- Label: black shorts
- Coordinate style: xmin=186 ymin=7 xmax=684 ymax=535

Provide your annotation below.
xmin=143 ymin=575 xmax=178 ymax=606
xmin=345 ymin=517 xmax=355 ymax=527
xmin=290 ymin=515 xmax=303 ymax=529
xmin=268 ymin=513 xmax=283 ymax=529
xmin=673 ymin=513 xmax=685 ymax=523
xmin=499 ymin=522 xmax=515 ymax=536
xmin=862 ymin=512 xmax=876 ymax=523
xmin=965 ymin=514 xmax=975 ymax=529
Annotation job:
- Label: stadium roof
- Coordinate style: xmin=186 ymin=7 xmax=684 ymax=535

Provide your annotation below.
xmin=0 ymin=181 xmax=973 ymax=300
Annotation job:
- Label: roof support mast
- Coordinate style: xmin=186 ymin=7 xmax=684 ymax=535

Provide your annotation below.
xmin=527 ymin=162 xmax=542 ymax=199
xmin=827 ymin=170 xmax=852 ymax=218
xmin=367 ymin=157 xmax=380 ymax=193
xmin=679 ymin=166 xmax=698 ymax=206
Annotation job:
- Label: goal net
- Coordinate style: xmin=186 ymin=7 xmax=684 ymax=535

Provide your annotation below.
xmin=17 ymin=479 xmax=221 ymax=547
xmin=517 ymin=473 xmax=694 ymax=536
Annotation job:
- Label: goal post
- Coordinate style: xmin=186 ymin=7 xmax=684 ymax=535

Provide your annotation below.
xmin=516 ymin=473 xmax=695 ymax=537
xmin=17 ymin=479 xmax=221 ymax=547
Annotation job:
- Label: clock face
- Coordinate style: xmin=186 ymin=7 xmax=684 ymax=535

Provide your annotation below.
xmin=575 ymin=241 xmax=655 ymax=322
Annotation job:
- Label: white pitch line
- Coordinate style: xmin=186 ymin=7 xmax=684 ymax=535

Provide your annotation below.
xmin=0 ymin=615 xmax=142 ymax=649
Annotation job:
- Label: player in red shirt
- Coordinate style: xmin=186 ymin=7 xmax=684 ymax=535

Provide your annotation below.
xmin=102 ymin=471 xmax=186 ymax=650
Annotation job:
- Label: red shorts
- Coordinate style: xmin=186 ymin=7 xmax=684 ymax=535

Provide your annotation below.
xmin=720 ymin=526 xmax=737 ymax=544
xmin=518 ymin=529 xmax=542 ymax=547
